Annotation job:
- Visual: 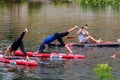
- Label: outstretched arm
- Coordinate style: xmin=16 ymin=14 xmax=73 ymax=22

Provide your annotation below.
xmin=77 ymin=28 xmax=82 ymax=35
xmin=3 ymin=45 xmax=12 ymax=57
xmin=67 ymin=26 xmax=79 ymax=33
xmin=19 ymin=28 xmax=28 ymax=41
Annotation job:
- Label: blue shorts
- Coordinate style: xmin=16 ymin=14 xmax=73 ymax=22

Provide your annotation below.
xmin=81 ymin=37 xmax=88 ymax=43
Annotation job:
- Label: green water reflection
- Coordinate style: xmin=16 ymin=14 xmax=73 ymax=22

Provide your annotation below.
xmin=0 ymin=0 xmax=120 ymax=42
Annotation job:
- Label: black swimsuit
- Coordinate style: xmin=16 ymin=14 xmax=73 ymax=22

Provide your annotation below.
xmin=11 ymin=32 xmax=27 ymax=56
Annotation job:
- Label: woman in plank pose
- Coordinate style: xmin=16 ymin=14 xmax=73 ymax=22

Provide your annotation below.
xmin=3 ymin=28 xmax=29 ymax=60
xmin=77 ymin=24 xmax=102 ymax=43
xmin=38 ymin=26 xmax=79 ymax=54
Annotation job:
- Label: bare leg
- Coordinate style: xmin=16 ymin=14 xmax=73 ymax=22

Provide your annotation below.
xmin=65 ymin=45 xmax=73 ymax=54
xmin=79 ymin=39 xmax=82 ymax=43
xmin=88 ymin=36 xmax=101 ymax=43
xmin=111 ymin=52 xmax=120 ymax=58
xmin=67 ymin=26 xmax=79 ymax=33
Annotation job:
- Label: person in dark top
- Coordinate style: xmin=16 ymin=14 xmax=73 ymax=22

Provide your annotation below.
xmin=38 ymin=26 xmax=79 ymax=53
xmin=3 ymin=28 xmax=29 ymax=60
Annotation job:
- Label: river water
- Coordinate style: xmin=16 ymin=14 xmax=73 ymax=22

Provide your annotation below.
xmin=0 ymin=0 xmax=120 ymax=80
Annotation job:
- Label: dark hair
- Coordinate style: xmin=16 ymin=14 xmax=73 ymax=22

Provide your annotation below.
xmin=85 ymin=24 xmax=88 ymax=26
xmin=81 ymin=24 xmax=88 ymax=29
xmin=81 ymin=26 xmax=84 ymax=29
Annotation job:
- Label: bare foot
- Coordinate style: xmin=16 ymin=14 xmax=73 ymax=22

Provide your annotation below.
xmin=100 ymin=40 xmax=103 ymax=43
xmin=117 ymin=38 xmax=120 ymax=42
xmin=0 ymin=55 xmax=4 ymax=58
xmin=69 ymin=51 xmax=73 ymax=54
xmin=111 ymin=55 xmax=116 ymax=58
xmin=24 ymin=28 xmax=28 ymax=32
xmin=37 ymin=51 xmax=43 ymax=53
xmin=26 ymin=56 xmax=29 ymax=60
xmin=97 ymin=38 xmax=103 ymax=43
xmin=37 ymin=51 xmax=39 ymax=53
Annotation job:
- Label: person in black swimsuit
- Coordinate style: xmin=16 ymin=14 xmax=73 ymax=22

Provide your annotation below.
xmin=3 ymin=28 xmax=29 ymax=60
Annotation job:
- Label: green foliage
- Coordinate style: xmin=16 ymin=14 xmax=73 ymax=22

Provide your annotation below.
xmin=94 ymin=64 xmax=116 ymax=80
xmin=56 ymin=0 xmax=120 ymax=7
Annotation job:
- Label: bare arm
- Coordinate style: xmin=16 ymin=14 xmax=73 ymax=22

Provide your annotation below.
xmin=3 ymin=45 xmax=11 ymax=57
xmin=65 ymin=44 xmax=73 ymax=54
xmin=77 ymin=29 xmax=82 ymax=35
xmin=86 ymin=31 xmax=90 ymax=37
xmin=67 ymin=26 xmax=79 ymax=33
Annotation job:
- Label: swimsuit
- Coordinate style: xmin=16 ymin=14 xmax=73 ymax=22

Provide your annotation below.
xmin=11 ymin=32 xmax=27 ymax=56
xmin=78 ymin=30 xmax=88 ymax=43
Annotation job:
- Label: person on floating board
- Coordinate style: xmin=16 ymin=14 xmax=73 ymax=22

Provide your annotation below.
xmin=77 ymin=24 xmax=102 ymax=43
xmin=3 ymin=28 xmax=29 ymax=60
xmin=38 ymin=26 xmax=79 ymax=54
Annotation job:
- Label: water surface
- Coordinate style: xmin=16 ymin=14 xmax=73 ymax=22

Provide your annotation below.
xmin=0 ymin=1 xmax=120 ymax=80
